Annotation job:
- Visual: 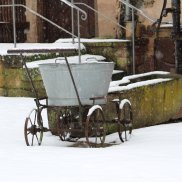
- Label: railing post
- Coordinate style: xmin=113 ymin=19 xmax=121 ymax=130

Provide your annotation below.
xmin=71 ymin=0 xmax=75 ymax=43
xmin=132 ymin=8 xmax=135 ymax=74
xmin=125 ymin=0 xmax=130 ymax=21
xmin=172 ymin=0 xmax=182 ymax=74
xmin=12 ymin=0 xmax=17 ymax=48
xmin=77 ymin=10 xmax=81 ymax=64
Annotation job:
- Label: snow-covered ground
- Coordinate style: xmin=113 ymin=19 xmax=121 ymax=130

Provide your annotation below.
xmin=0 ymin=96 xmax=182 ymax=182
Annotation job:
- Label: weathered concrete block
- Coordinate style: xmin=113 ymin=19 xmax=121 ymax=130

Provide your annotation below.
xmin=46 ymin=74 xmax=182 ymax=134
xmin=106 ymin=75 xmax=182 ymax=129
xmin=84 ymin=41 xmax=131 ymax=71
xmin=4 ymin=69 xmax=23 ymax=89
xmin=0 ymin=75 xmax=4 ymax=88
xmin=0 ymin=88 xmax=6 ymax=96
xmin=0 ymin=61 xmax=5 ymax=88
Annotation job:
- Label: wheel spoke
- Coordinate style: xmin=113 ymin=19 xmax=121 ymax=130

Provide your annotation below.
xmin=33 ymin=110 xmax=37 ymax=125
xmin=35 ymin=133 xmax=40 ymax=145
xmin=29 ymin=118 xmax=33 ymax=126
xmin=125 ymin=128 xmax=127 ymax=141
xmin=31 ymin=134 xmax=34 ymax=146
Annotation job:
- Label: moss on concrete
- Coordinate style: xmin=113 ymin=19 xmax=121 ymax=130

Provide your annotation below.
xmin=46 ymin=74 xmax=182 ymax=135
xmin=106 ymin=76 xmax=182 ymax=129
xmin=1 ymin=45 xmax=182 ymax=133
xmin=84 ymin=41 xmax=131 ymax=71
xmin=0 ymin=66 xmax=46 ymax=98
xmin=0 ymin=41 xmax=131 ymax=98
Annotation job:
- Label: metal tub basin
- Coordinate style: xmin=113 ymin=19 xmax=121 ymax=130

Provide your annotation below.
xmin=39 ymin=62 xmax=114 ymax=106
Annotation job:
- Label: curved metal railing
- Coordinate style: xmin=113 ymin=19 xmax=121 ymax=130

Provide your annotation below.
xmin=74 ymin=2 xmax=130 ymax=32
xmin=0 ymin=4 xmax=78 ymax=43
xmin=59 ymin=0 xmax=88 ymax=63
xmin=119 ymin=0 xmax=157 ymax=74
xmin=74 ymin=1 xmax=136 ymax=74
xmin=119 ymin=0 xmax=156 ymax=23
xmin=60 ymin=0 xmax=87 ymax=21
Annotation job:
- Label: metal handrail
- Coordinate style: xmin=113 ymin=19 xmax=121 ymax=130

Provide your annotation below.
xmin=60 ymin=0 xmax=87 ymax=20
xmin=0 ymin=4 xmax=78 ymax=42
xmin=119 ymin=0 xmax=157 ymax=74
xmin=0 ymin=3 xmax=86 ymax=63
xmin=73 ymin=1 xmax=135 ymax=73
xmin=12 ymin=0 xmax=16 ymax=47
xmin=119 ymin=0 xmax=154 ymax=74
xmin=119 ymin=0 xmax=156 ymax=23
xmin=74 ymin=2 xmax=130 ymax=32
xmin=74 ymin=1 xmax=136 ymax=74
xmin=60 ymin=0 xmax=88 ymax=63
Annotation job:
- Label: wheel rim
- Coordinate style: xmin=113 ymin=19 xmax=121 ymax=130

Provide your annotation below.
xmin=85 ymin=108 xmax=106 ymax=147
xmin=57 ymin=110 xmax=71 ymax=141
xmin=24 ymin=109 xmax=43 ymax=146
xmin=118 ymin=102 xmax=133 ymax=142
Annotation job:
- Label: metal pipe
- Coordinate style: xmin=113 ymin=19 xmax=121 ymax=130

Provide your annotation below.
xmin=74 ymin=2 xmax=130 ymax=32
xmin=119 ymin=0 xmax=156 ymax=23
xmin=0 ymin=4 xmax=78 ymax=39
xmin=12 ymin=0 xmax=16 ymax=48
xmin=64 ymin=55 xmax=82 ymax=107
xmin=172 ymin=0 xmax=181 ymax=36
xmin=125 ymin=0 xmax=130 ymax=21
xmin=77 ymin=10 xmax=81 ymax=64
xmin=20 ymin=53 xmax=39 ymax=101
xmin=59 ymin=0 xmax=87 ymax=20
xmin=64 ymin=55 xmax=83 ymax=124
xmin=132 ymin=8 xmax=135 ymax=74
xmin=171 ymin=0 xmax=181 ymax=74
xmin=119 ymin=0 xmax=157 ymax=74
xmin=71 ymin=0 xmax=75 ymax=43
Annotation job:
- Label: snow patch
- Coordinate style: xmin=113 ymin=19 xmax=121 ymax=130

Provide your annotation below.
xmin=119 ymin=99 xmax=131 ymax=109
xmin=109 ymin=78 xmax=172 ymax=93
xmin=0 ymin=42 xmax=85 ymax=55
xmin=87 ymin=105 xmax=102 ymax=116
xmin=109 ymin=71 xmax=171 ymax=93
xmin=55 ymin=38 xmax=130 ymax=43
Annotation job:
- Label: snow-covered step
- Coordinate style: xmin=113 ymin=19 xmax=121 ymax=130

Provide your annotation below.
xmin=0 ymin=42 xmax=85 ymax=55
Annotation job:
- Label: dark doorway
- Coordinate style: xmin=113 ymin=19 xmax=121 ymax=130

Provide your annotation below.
xmin=40 ymin=0 xmax=96 ymax=43
xmin=155 ymin=38 xmax=182 ymax=73
xmin=0 ymin=0 xmax=29 ymax=43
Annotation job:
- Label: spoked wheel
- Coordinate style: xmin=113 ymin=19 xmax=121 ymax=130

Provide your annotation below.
xmin=118 ymin=101 xmax=133 ymax=142
xmin=85 ymin=107 xmax=106 ymax=147
xmin=24 ymin=108 xmax=44 ymax=146
xmin=57 ymin=110 xmax=72 ymax=141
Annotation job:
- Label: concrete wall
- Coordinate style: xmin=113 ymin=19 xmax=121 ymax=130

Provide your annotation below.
xmin=23 ymin=0 xmax=182 ymax=41
xmin=106 ymin=75 xmax=182 ymax=129
xmin=25 ymin=0 xmax=120 ymax=41
xmin=96 ymin=0 xmax=120 ymax=38
xmin=0 ymin=42 xmax=130 ymax=98
xmin=139 ymin=1 xmax=172 ymax=26
xmin=133 ymin=0 xmax=182 ymax=73
xmin=47 ymin=73 xmax=182 ymax=133
xmin=25 ymin=0 xmax=38 ymax=42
